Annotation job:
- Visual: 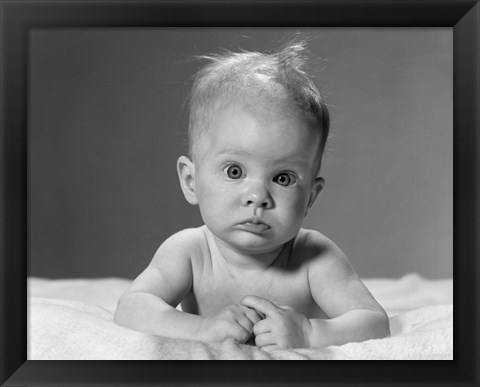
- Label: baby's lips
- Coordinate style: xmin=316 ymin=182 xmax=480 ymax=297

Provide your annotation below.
xmin=242 ymin=216 xmax=268 ymax=226
xmin=239 ymin=222 xmax=270 ymax=233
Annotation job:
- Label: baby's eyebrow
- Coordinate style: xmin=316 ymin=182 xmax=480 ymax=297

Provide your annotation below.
xmin=217 ymin=148 xmax=311 ymax=167
xmin=217 ymin=148 xmax=251 ymax=157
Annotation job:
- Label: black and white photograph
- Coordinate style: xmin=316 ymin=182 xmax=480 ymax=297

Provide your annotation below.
xmin=27 ymin=28 xmax=453 ymax=360
xmin=1 ymin=1 xmax=479 ymax=385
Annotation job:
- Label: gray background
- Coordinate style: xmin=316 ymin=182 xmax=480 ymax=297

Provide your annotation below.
xmin=29 ymin=29 xmax=452 ymax=280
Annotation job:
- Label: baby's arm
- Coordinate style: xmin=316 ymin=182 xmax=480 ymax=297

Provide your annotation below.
xmin=305 ymin=232 xmax=390 ymax=348
xmin=114 ymin=229 xmax=201 ymax=340
xmin=114 ymin=229 xmax=261 ymax=342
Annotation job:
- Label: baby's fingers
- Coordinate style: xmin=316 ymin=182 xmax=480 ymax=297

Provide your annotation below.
xmin=230 ymin=323 xmax=252 ymax=344
xmin=235 ymin=306 xmax=262 ymax=334
xmin=254 ymin=332 xmax=276 ymax=348
xmin=242 ymin=306 xmax=263 ymax=325
xmin=253 ymin=319 xmax=271 ymax=336
xmin=236 ymin=315 xmax=255 ymax=334
xmin=241 ymin=295 xmax=278 ymax=318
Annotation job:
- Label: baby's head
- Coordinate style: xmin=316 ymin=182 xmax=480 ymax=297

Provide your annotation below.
xmin=178 ymin=39 xmax=330 ymax=254
xmin=188 ymin=39 xmax=329 ymax=170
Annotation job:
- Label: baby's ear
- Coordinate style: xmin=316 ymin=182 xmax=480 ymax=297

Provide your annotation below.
xmin=305 ymin=177 xmax=325 ymax=216
xmin=177 ymin=156 xmax=198 ymax=205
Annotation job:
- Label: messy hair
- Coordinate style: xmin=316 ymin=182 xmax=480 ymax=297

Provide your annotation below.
xmin=187 ymin=38 xmax=330 ymax=162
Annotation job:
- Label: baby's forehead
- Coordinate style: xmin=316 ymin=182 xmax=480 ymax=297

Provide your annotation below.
xmin=193 ymin=103 xmax=322 ymax=160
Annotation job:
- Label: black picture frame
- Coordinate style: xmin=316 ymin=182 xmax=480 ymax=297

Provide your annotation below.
xmin=1 ymin=0 xmax=478 ymax=386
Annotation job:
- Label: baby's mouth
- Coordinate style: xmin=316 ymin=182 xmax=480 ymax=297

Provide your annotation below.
xmin=243 ymin=216 xmax=267 ymax=225
xmin=239 ymin=217 xmax=270 ymax=233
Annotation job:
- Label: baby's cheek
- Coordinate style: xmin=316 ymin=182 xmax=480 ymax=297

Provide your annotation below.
xmin=289 ymin=195 xmax=310 ymax=217
xmin=200 ymin=197 xmax=231 ymax=226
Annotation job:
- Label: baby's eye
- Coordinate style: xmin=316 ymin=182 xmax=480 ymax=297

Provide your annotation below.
xmin=224 ymin=164 xmax=244 ymax=180
xmin=273 ymin=173 xmax=296 ymax=187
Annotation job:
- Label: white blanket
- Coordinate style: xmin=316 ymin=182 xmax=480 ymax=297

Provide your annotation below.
xmin=28 ymin=274 xmax=453 ymax=360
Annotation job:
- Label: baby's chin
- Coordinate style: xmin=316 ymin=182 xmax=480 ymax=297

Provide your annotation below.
xmin=217 ymin=229 xmax=292 ymax=255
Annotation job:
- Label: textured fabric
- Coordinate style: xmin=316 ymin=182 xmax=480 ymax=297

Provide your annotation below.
xmin=27 ymin=274 xmax=453 ymax=360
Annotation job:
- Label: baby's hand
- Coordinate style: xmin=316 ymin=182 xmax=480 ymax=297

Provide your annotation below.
xmin=199 ymin=304 xmax=262 ymax=344
xmin=241 ymin=295 xmax=312 ymax=350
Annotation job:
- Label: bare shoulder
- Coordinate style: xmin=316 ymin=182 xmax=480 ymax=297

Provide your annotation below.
xmin=150 ymin=226 xmax=206 ymax=268
xmin=292 ymin=228 xmax=354 ymax=277
xmin=294 ymin=228 xmax=346 ymax=262
xmin=124 ymin=227 xmax=207 ymax=300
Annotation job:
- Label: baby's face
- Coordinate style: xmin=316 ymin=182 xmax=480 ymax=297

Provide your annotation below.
xmin=191 ymin=104 xmax=324 ymax=254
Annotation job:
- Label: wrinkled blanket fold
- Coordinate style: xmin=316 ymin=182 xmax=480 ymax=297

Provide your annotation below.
xmin=28 ymin=274 xmax=453 ymax=360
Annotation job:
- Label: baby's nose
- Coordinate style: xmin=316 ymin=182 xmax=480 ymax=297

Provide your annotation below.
xmin=242 ymin=183 xmax=273 ymax=209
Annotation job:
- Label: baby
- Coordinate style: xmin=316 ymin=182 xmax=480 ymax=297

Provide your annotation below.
xmin=114 ymin=40 xmax=390 ymax=350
